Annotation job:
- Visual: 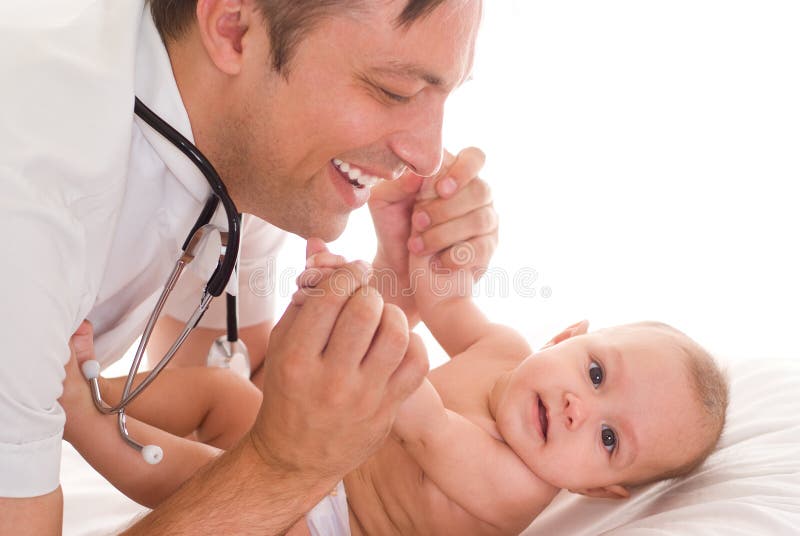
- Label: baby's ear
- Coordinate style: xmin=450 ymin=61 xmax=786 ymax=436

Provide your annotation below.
xmin=570 ymin=484 xmax=630 ymax=500
xmin=542 ymin=319 xmax=590 ymax=349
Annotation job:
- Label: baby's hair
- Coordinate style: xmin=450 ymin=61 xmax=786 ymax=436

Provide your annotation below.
xmin=624 ymin=321 xmax=729 ymax=487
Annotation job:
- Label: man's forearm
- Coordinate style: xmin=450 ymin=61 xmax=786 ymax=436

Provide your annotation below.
xmin=125 ymin=432 xmax=335 ymax=535
xmin=0 ymin=488 xmax=62 ymax=536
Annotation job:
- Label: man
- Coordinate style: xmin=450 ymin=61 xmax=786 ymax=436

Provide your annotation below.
xmin=0 ymin=0 xmax=492 ymax=533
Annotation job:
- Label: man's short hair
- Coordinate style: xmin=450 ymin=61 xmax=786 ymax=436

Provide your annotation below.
xmin=147 ymin=1 xmax=450 ymax=73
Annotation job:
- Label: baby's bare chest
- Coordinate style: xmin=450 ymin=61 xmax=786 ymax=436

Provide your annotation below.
xmin=428 ymin=350 xmax=515 ymax=436
xmin=347 ymin=440 xmax=507 ymax=536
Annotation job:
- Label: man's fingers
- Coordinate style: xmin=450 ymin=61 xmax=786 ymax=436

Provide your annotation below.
xmin=322 ymin=286 xmax=385 ymax=369
xmin=359 ymin=303 xmax=410 ymax=381
xmin=412 ymin=205 xmax=498 ymax=256
xmin=436 ymin=233 xmax=498 ymax=273
xmin=385 ymin=332 xmax=429 ymax=403
xmin=285 ymin=261 xmax=372 ymax=354
xmin=413 ymin=178 xmax=492 ymax=232
xmin=431 ymin=147 xmax=486 ymax=200
xmin=418 ymin=151 xmax=456 ymax=201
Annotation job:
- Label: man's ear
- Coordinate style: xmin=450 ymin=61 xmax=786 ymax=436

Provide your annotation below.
xmin=195 ymin=0 xmax=249 ymax=75
xmin=541 ymin=319 xmax=590 ymax=349
xmin=569 ymin=484 xmax=630 ymax=500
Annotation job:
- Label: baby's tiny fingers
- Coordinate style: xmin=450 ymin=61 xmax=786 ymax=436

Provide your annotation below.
xmin=296 ymin=267 xmax=336 ymax=289
xmin=306 ymin=252 xmax=347 ymax=269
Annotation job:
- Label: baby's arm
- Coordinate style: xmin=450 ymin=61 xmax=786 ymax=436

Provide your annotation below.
xmin=393 ymin=380 xmax=556 ymax=533
xmin=410 ymin=156 xmax=526 ymax=357
xmin=61 ymin=323 xmax=261 ymax=507
xmin=97 ymin=367 xmax=262 ymax=450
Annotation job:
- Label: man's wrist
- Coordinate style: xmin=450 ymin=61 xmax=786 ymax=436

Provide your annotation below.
xmin=127 ymin=431 xmax=338 ymax=535
xmin=245 ymin=429 xmax=340 ymax=495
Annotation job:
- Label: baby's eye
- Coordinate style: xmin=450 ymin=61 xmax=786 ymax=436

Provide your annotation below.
xmin=589 ymin=360 xmax=604 ymax=388
xmin=601 ymin=425 xmax=617 ymax=453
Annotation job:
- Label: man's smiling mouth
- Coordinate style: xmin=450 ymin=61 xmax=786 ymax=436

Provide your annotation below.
xmin=538 ymin=396 xmax=549 ymax=440
xmin=332 ymin=158 xmax=385 ymax=189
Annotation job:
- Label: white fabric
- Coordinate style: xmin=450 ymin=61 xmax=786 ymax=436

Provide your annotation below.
xmin=306 ymin=481 xmax=352 ymax=536
xmin=59 ymin=358 xmax=800 ymax=534
xmin=61 ymin=443 xmax=148 ymax=536
xmin=0 ymin=1 xmax=286 ymax=498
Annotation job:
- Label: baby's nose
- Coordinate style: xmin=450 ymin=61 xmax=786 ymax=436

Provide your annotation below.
xmin=563 ymin=392 xmax=587 ymax=430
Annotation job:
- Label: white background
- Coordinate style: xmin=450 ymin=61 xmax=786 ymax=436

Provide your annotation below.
xmin=276 ymin=0 xmax=800 ymax=368
xmin=114 ymin=1 xmax=800 ymax=375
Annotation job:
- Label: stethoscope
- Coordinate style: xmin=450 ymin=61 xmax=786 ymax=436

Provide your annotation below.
xmin=79 ymin=97 xmax=250 ymax=464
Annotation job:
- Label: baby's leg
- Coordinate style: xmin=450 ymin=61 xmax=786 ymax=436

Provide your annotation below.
xmin=97 ymin=367 xmax=262 ymax=450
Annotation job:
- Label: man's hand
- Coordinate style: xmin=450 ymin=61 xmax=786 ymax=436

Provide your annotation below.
xmin=369 ymin=147 xmax=497 ymax=324
xmin=252 ymin=259 xmax=429 ymax=483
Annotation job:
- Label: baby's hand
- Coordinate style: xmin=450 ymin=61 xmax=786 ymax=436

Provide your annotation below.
xmin=59 ymin=320 xmax=99 ymax=442
xmin=292 ymin=238 xmax=363 ymax=306
xmin=407 ymin=165 xmax=479 ymax=311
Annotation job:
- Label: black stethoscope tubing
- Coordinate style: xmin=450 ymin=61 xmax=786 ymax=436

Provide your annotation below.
xmin=79 ymin=98 xmax=248 ymax=464
xmin=133 ymin=96 xmax=241 ymax=299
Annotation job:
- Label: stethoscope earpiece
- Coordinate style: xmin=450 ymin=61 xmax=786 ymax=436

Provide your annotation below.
xmin=81 ymin=360 xmax=101 ymax=380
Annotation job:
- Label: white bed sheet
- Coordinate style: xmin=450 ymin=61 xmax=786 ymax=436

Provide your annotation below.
xmin=62 ymin=358 xmax=800 ymax=535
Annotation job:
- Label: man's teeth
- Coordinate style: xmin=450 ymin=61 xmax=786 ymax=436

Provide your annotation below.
xmin=333 ymin=159 xmax=384 ymax=187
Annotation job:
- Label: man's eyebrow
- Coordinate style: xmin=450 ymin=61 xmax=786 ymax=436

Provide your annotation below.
xmin=607 ymin=344 xmax=639 ymax=469
xmin=369 ymin=62 xmax=446 ymax=87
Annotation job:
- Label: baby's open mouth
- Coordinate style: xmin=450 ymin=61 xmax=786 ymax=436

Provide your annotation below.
xmin=538 ymin=396 xmax=549 ymax=440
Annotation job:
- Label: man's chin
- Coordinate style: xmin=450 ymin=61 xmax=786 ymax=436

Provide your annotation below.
xmin=293 ymin=215 xmax=350 ymax=243
xmin=246 ymin=205 xmax=349 ymax=242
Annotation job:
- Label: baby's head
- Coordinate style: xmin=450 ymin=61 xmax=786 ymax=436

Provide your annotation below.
xmin=492 ymin=320 xmax=728 ymax=499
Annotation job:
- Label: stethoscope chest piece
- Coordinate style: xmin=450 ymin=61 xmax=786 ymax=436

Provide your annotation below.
xmin=207 ymin=335 xmax=250 ymax=379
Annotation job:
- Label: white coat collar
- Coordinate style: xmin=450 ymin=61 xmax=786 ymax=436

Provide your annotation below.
xmin=132 ymin=9 xmax=239 ymax=295
xmin=133 ymin=9 xmax=212 ymax=205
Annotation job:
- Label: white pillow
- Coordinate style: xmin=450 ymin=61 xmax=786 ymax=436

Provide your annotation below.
xmin=524 ymin=358 xmax=800 ymax=535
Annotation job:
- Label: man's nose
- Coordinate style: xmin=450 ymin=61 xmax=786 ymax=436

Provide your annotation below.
xmin=387 ymin=103 xmax=445 ymax=178
xmin=563 ymin=392 xmax=587 ymax=430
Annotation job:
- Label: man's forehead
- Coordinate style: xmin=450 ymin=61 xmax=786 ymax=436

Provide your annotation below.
xmin=368 ymin=61 xmax=445 ymax=87
xmin=359 ymin=0 xmax=480 ymax=88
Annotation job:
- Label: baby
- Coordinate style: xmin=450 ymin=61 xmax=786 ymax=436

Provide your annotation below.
xmin=62 ymin=244 xmax=728 ymax=535
xmin=61 ymin=186 xmax=728 ymax=535
xmin=290 ymin=240 xmax=729 ymax=534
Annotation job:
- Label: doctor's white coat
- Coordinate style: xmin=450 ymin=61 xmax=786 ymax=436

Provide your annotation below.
xmin=0 ymin=1 xmax=286 ymax=498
